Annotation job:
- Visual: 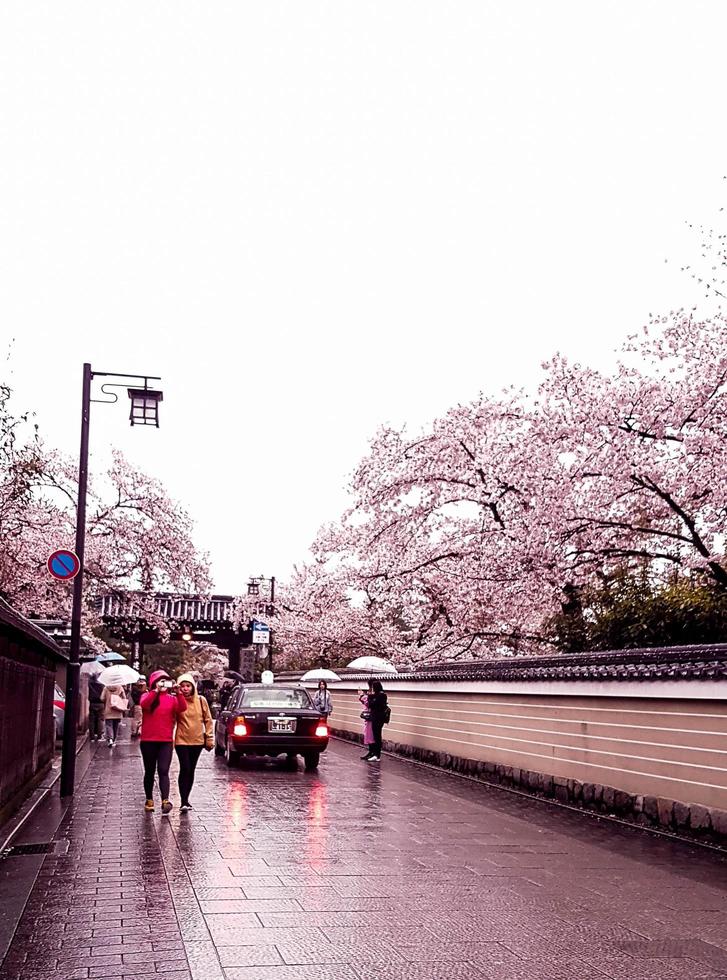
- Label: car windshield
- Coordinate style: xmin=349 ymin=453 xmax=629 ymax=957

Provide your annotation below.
xmin=241 ymin=688 xmax=312 ymax=709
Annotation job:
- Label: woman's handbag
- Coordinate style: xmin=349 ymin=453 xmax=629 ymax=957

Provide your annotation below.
xmin=201 ymin=698 xmax=214 ymax=751
xmin=360 ymin=709 xmax=371 ymax=720
xmin=110 ymin=693 xmax=128 ymax=713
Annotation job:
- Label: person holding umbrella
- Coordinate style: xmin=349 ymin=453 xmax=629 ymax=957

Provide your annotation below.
xmin=101 ymin=683 xmax=128 ymax=747
xmin=140 ymin=670 xmax=187 ymax=814
xmin=312 ymin=680 xmax=333 ymax=718
xmin=300 ymin=668 xmax=339 ymax=719
xmin=95 ymin=661 xmax=139 ymax=747
xmin=359 ymin=679 xmax=388 ymax=762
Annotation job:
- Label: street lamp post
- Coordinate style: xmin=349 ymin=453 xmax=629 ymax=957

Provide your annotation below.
xmin=59 ymin=363 xmax=163 ymax=798
xmin=269 ymin=575 xmax=275 ymax=673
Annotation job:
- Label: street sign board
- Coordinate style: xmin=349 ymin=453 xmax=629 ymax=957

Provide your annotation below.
xmin=47 ymin=549 xmax=81 ymax=581
xmin=251 ymin=618 xmax=270 ymax=644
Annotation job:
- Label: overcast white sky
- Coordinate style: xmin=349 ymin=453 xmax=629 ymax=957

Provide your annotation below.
xmin=1 ymin=2 xmax=725 ymax=594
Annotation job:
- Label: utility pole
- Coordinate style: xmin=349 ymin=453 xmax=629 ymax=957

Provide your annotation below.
xmin=59 ymin=363 xmax=91 ymax=798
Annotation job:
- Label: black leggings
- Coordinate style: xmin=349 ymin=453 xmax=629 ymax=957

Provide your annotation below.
xmin=175 ymin=745 xmax=203 ymax=805
xmin=371 ymin=720 xmax=384 ymax=757
xmin=140 ymin=741 xmax=174 ymax=799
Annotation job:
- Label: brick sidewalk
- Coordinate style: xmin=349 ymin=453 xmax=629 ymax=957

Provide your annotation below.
xmin=2 ymin=735 xmax=727 ymax=979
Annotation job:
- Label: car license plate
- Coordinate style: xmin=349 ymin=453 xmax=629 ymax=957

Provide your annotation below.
xmin=268 ymin=718 xmax=296 ymax=733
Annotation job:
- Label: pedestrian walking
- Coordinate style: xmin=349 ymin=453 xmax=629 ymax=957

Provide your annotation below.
xmin=364 ymin=680 xmax=388 ymax=762
xmin=174 ymin=672 xmax=214 ymax=812
xmin=140 ymin=670 xmax=187 ymax=814
xmin=218 ymin=679 xmax=234 ymax=710
xmin=312 ymin=679 xmax=332 ymax=718
xmin=88 ymin=673 xmax=104 ymax=741
xmin=129 ymin=676 xmax=147 ymax=738
xmin=101 ymin=684 xmax=127 ymax=747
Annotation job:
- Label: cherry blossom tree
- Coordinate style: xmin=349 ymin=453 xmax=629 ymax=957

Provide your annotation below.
xmin=243 ymin=562 xmax=403 ymax=669
xmin=0 ymin=382 xmax=49 ymax=608
xmin=268 ymin=312 xmax=727 ymax=665
xmin=315 ymin=393 xmax=555 ymax=662
xmin=265 ymin=393 xmax=556 ymax=665
xmin=0 ymin=382 xmax=211 ymax=636
xmin=536 ymin=312 xmax=727 ymax=595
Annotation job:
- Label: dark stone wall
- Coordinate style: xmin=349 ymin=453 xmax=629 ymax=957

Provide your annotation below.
xmin=332 ymin=726 xmax=727 ymax=847
xmin=0 ymin=606 xmax=65 ymax=821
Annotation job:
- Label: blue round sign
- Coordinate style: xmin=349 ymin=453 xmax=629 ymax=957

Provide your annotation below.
xmin=47 ymin=549 xmax=81 ymax=581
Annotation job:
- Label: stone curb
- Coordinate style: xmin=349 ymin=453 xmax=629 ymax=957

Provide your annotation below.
xmin=0 ymin=733 xmax=89 ymax=854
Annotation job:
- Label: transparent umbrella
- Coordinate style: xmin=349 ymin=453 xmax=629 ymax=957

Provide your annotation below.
xmin=346 ymin=656 xmax=398 ymax=674
xmin=300 ymin=668 xmax=342 ymax=682
xmin=95 ymin=651 xmax=126 ymax=664
xmin=97 ymin=664 xmax=140 ymax=687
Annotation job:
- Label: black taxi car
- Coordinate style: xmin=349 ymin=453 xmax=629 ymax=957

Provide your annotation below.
xmin=214 ymin=683 xmax=329 ymax=770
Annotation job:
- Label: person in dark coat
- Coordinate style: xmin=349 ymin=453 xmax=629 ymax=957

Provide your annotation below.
xmin=88 ymin=675 xmax=104 ymax=741
xmin=129 ymin=676 xmax=147 ymax=738
xmin=218 ymin=680 xmax=235 ymax=710
xmin=366 ymin=680 xmax=388 ymax=762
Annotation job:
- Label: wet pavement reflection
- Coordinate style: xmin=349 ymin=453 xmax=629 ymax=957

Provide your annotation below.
xmin=2 ymin=736 xmax=727 ymax=979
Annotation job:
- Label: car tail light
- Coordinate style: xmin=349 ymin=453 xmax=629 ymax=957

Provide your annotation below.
xmin=233 ymin=716 xmax=247 ymax=736
xmin=315 ymin=723 xmax=328 ymax=737
xmin=53 ymin=700 xmax=65 ymax=710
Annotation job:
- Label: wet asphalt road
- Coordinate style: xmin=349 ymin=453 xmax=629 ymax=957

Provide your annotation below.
xmin=2 ymin=734 xmax=727 ymax=979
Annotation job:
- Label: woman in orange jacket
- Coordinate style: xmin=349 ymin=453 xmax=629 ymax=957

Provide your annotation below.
xmin=174 ymin=673 xmax=214 ymax=811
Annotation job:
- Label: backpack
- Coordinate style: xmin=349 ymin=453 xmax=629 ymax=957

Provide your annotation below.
xmin=384 ymin=704 xmax=391 ymax=725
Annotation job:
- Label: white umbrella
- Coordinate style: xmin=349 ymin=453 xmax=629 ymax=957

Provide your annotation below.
xmin=346 ymin=656 xmax=398 ymax=674
xmin=97 ymin=664 xmax=140 ymax=687
xmin=80 ymin=660 xmax=104 ymax=676
xmin=300 ymin=668 xmax=342 ymax=682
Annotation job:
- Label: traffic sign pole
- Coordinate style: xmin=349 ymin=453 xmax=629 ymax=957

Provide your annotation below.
xmin=60 ymin=362 xmax=92 ymax=798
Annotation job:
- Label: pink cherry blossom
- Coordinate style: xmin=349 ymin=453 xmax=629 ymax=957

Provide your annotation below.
xmin=0 ymin=384 xmax=210 ymax=640
xmin=266 ymin=312 xmax=727 ymax=666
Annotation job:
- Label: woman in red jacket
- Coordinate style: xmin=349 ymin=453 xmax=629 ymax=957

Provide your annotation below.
xmin=140 ymin=669 xmax=187 ymax=814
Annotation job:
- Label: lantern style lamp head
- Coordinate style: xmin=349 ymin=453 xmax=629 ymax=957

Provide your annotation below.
xmin=181 ymin=626 xmax=192 ymax=642
xmin=247 ymin=578 xmax=260 ymax=596
xmin=128 ymin=387 xmax=163 ymax=427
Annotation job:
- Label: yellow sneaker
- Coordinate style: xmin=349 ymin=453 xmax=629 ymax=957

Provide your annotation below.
xmin=144 ymin=799 xmax=155 ymax=812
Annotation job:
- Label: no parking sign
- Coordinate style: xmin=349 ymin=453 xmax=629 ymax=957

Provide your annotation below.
xmin=47 ymin=549 xmax=81 ymax=581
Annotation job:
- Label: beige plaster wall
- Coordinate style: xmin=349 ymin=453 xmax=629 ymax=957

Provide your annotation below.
xmin=324 ymin=682 xmax=727 ymax=810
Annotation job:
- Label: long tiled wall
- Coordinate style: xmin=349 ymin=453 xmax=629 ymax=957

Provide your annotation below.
xmin=313 ymin=680 xmax=727 ymax=812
